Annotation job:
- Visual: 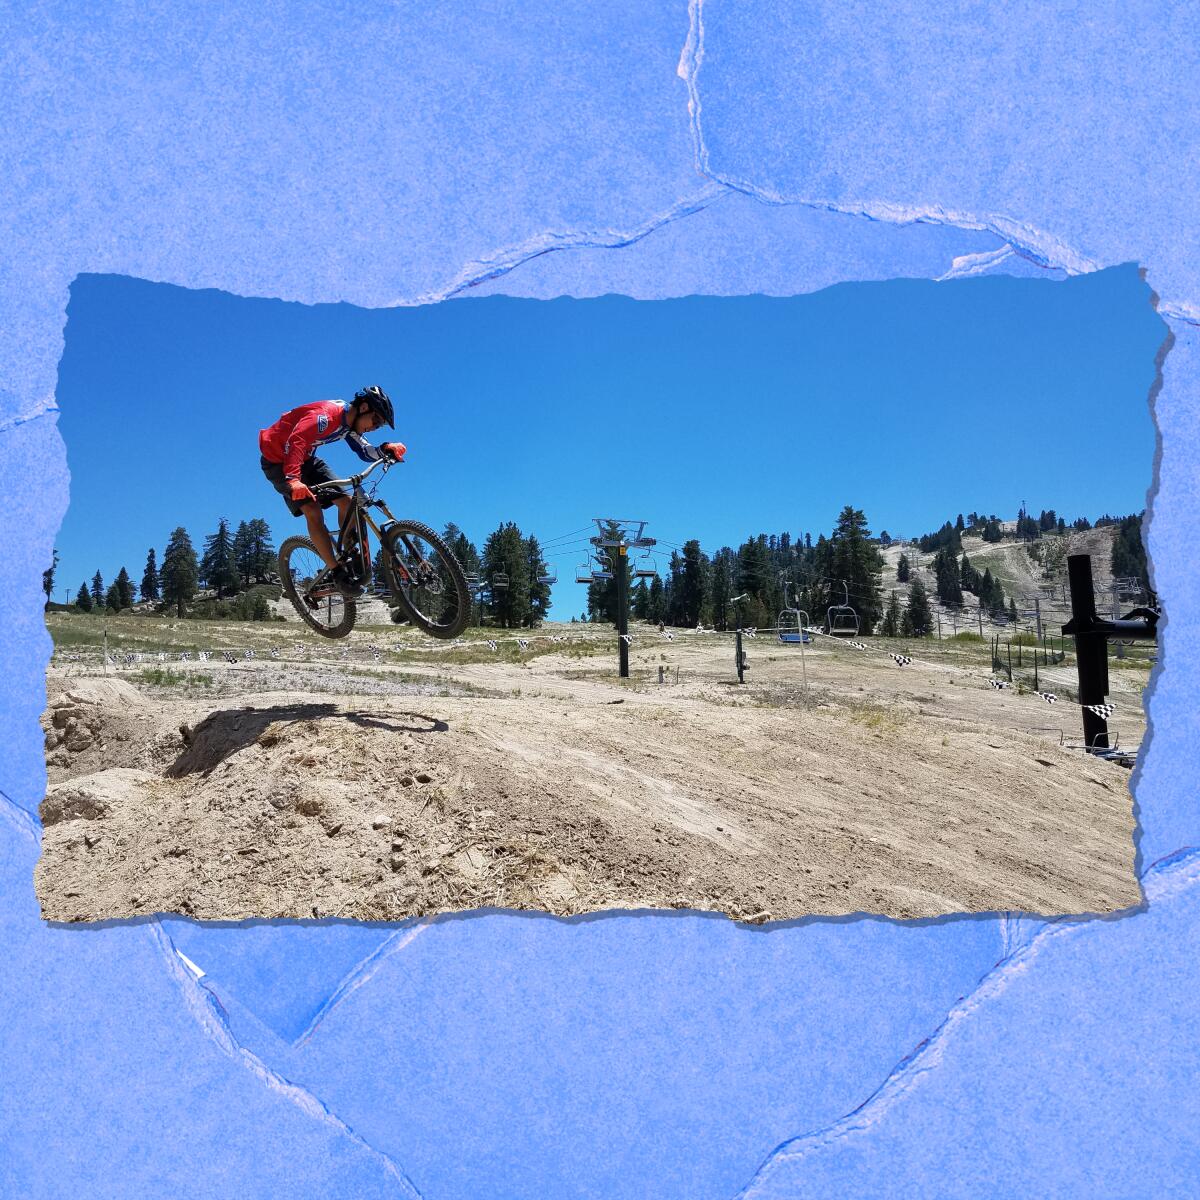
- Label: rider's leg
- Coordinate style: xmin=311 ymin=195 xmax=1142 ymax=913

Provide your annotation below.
xmin=300 ymin=502 xmax=338 ymax=570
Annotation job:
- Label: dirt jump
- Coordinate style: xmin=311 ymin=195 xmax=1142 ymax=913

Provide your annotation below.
xmin=34 ymin=615 xmax=1146 ymax=923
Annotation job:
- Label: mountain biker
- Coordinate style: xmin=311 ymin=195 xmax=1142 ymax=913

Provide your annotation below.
xmin=259 ymin=385 xmax=406 ymax=594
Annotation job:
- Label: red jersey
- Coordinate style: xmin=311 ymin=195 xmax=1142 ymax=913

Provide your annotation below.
xmin=259 ymin=400 xmax=381 ymax=480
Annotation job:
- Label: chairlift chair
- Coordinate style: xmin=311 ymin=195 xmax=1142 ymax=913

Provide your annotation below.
xmin=826 ymin=581 xmax=859 ymax=638
xmin=777 ymin=608 xmax=812 ymax=644
xmin=633 ymin=550 xmax=658 ymax=580
xmin=492 ymin=571 xmax=510 ymax=591
xmin=575 ymin=557 xmax=593 ymax=584
xmin=827 ymin=606 xmax=860 ymax=636
xmin=538 ymin=566 xmax=558 ymax=585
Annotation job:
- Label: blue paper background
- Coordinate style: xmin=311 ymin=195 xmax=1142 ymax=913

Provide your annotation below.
xmin=2 ymin=3 xmax=1197 ymax=1196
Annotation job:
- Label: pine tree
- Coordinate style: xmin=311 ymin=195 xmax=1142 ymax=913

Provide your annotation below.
xmin=246 ymin=518 xmax=276 ymax=583
xmin=959 ymin=552 xmax=980 ymax=594
xmin=1111 ymin=513 xmax=1149 ymax=591
xmin=879 ymin=590 xmax=902 ymax=637
xmin=482 ymin=522 xmax=531 ymax=628
xmin=679 ymin=540 xmax=707 ymax=628
xmin=75 ymin=582 xmax=93 ymax=612
xmin=632 ymin=578 xmax=650 ymax=620
xmin=141 ymin=548 xmax=160 ymax=602
xmin=525 ymin=534 xmax=551 ymax=626
xmin=90 ymin=571 xmax=104 ymax=607
xmin=232 ymin=521 xmax=254 ymax=588
xmin=201 ymin=518 xmax=240 ymax=598
xmin=43 ymin=548 xmax=58 ymax=608
xmin=933 ymin=547 xmax=963 ymax=607
xmin=104 ymin=582 xmax=121 ymax=612
xmin=828 ymin=506 xmax=883 ymax=635
xmin=161 ymin=527 xmax=200 ymax=617
xmin=648 ymin=575 xmax=665 ymax=624
xmin=896 ymin=553 xmax=910 ymax=583
xmin=114 ymin=567 xmax=135 ymax=609
xmin=979 ymin=567 xmax=1007 ymax=618
xmin=902 ymin=577 xmax=933 ymax=637
xmin=708 ymin=547 xmax=736 ymax=630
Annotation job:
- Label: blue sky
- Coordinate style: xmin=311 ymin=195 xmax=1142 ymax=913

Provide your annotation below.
xmin=53 ymin=267 xmax=1165 ymax=617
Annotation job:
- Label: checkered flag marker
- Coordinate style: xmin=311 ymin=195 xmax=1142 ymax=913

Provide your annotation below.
xmin=620 ymin=634 xmax=633 ymax=645
xmin=1084 ymin=702 xmax=1116 ymax=719
xmin=199 ymin=651 xmax=210 ymax=662
xmin=745 ymin=628 xmax=757 ymax=639
xmin=1037 ymin=692 xmax=1058 ymax=704
xmin=518 ymin=639 xmax=529 ymax=651
xmin=487 ymin=640 xmax=498 ymax=651
xmin=663 ymin=632 xmax=675 ymax=641
xmin=848 ymin=641 xmax=867 ymax=651
xmin=989 ymin=679 xmax=1011 ymax=689
xmin=244 ymin=648 xmax=255 ymax=660
xmin=891 ymin=654 xmax=912 ymax=666
xmin=178 ymin=652 xmax=190 ymax=662
xmin=270 ymin=648 xmax=280 ymax=659
xmin=339 ymin=647 xmax=349 ymax=660
xmin=158 ymin=652 xmax=167 ymax=663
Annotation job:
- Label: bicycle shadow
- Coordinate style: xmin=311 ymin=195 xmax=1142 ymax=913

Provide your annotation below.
xmin=166 ymin=702 xmax=448 ymax=779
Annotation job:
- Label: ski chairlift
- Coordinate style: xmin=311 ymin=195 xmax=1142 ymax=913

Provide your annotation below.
xmin=492 ymin=571 xmax=510 ymax=591
xmin=538 ymin=565 xmax=558 ymax=585
xmin=777 ymin=608 xmax=812 ymax=644
xmin=633 ymin=550 xmax=658 ymax=580
xmin=575 ymin=558 xmax=593 ymax=584
xmin=826 ymin=581 xmax=859 ymax=638
xmin=590 ymin=551 xmax=613 ymax=582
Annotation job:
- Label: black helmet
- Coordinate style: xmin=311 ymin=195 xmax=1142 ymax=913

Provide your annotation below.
xmin=353 ymin=385 xmax=394 ymax=429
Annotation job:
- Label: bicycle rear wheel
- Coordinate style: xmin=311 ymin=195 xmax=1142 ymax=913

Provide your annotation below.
xmin=278 ymin=535 xmax=357 ymax=639
xmin=381 ymin=521 xmax=470 ymax=640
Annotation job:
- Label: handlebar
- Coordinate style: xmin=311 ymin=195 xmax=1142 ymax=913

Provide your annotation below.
xmin=311 ymin=453 xmax=397 ymax=494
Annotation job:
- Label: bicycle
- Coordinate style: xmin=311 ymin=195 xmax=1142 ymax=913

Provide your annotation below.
xmin=277 ymin=455 xmax=470 ymax=640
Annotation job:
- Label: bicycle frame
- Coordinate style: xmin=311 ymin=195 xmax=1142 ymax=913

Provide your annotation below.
xmin=313 ymin=457 xmax=410 ymax=589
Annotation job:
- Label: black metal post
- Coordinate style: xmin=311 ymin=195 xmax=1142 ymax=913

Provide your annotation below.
xmin=615 ymin=543 xmax=630 ymax=679
xmin=735 ymin=628 xmax=744 ymax=683
xmin=1066 ymin=554 xmax=1110 ymax=750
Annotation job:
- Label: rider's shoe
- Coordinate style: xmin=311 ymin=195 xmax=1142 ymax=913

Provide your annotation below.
xmin=331 ymin=565 xmax=366 ymax=596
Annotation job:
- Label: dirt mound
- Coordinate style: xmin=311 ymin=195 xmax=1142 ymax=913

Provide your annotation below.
xmin=41 ymin=768 xmax=159 ymax=825
xmin=34 ymin=666 xmax=1140 ymax=923
xmin=41 ymin=678 xmax=157 ymax=780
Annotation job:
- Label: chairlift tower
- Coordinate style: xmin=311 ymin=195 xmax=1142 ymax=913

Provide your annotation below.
xmin=591 ymin=518 xmax=656 ymax=678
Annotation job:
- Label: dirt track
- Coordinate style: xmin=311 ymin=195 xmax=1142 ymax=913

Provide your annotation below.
xmin=34 ymin=619 xmax=1147 ymax=923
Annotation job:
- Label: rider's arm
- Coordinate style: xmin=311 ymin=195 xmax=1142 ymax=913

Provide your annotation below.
xmin=345 ymin=429 xmax=384 ymax=464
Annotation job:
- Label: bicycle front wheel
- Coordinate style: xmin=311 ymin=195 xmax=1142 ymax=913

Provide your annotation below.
xmin=278 ymin=535 xmax=357 ymax=639
xmin=381 ymin=521 xmax=470 ymax=640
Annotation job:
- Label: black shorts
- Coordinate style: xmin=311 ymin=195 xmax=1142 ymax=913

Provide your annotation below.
xmin=260 ymin=455 xmax=347 ymax=517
